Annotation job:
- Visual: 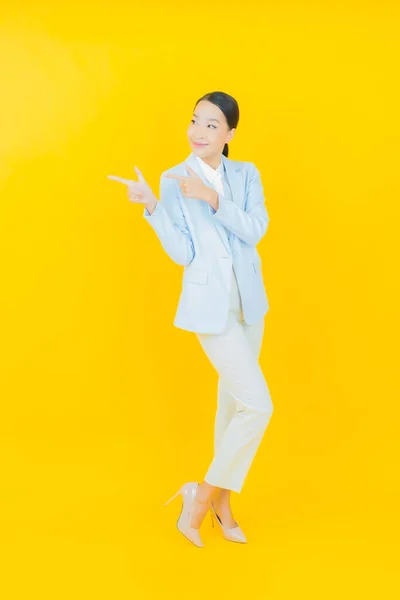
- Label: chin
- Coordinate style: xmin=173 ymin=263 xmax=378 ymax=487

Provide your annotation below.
xmin=192 ymin=146 xmax=210 ymax=155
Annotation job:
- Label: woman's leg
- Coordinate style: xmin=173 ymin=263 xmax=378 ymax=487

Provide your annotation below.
xmin=213 ymin=316 xmax=266 ymax=522
xmin=214 ymin=316 xmax=265 ymax=453
xmin=196 ymin=312 xmax=273 ymax=495
xmin=213 ymin=379 xmax=236 ymax=455
xmin=189 ymin=269 xmax=270 ymax=528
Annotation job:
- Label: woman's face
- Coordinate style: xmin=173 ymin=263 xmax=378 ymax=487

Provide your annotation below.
xmin=187 ymin=100 xmax=235 ymax=159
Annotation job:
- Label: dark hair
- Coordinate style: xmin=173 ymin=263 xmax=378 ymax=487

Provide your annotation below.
xmin=194 ymin=91 xmax=239 ymax=157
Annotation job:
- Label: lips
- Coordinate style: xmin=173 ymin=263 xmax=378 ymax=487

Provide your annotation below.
xmin=193 ymin=142 xmax=208 ymax=147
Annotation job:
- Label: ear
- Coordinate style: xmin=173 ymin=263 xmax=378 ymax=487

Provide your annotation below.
xmin=227 ymin=128 xmax=236 ymax=143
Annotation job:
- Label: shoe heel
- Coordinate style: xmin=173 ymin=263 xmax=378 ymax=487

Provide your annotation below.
xmin=163 ymin=487 xmax=182 ymax=507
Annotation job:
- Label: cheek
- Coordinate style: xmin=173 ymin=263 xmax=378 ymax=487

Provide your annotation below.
xmin=211 ymin=133 xmax=224 ymax=146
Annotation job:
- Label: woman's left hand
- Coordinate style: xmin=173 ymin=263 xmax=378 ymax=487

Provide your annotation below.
xmin=164 ymin=165 xmax=216 ymax=205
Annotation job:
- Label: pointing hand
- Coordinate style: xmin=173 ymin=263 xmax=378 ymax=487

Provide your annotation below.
xmin=165 ymin=164 xmax=213 ymax=203
xmin=108 ymin=166 xmax=158 ymax=210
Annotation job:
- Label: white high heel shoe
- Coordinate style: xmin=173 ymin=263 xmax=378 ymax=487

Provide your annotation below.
xmin=164 ymin=482 xmax=205 ymax=547
xmin=210 ymin=502 xmax=247 ymax=543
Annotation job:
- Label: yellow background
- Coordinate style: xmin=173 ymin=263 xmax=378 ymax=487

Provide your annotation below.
xmin=1 ymin=0 xmax=399 ymax=597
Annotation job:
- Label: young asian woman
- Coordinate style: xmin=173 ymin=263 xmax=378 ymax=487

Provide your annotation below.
xmin=108 ymin=91 xmax=274 ymax=547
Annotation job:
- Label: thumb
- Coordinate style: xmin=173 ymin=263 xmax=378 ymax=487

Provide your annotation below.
xmin=133 ymin=165 xmax=145 ymax=182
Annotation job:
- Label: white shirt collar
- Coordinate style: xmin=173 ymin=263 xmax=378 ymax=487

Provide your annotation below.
xmin=195 ymin=155 xmax=224 ymax=182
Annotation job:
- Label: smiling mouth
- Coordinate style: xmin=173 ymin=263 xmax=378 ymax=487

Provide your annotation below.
xmin=193 ymin=142 xmax=208 ymax=146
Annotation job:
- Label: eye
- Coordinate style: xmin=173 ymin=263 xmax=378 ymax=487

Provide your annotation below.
xmin=190 ymin=119 xmax=216 ymax=129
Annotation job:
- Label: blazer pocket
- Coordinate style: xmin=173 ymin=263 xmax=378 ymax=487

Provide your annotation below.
xmin=185 ymin=268 xmax=209 ymax=285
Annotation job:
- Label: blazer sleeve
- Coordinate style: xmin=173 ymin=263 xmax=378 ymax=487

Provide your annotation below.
xmin=142 ymin=173 xmax=195 ymax=266
xmin=209 ymin=163 xmax=269 ymax=246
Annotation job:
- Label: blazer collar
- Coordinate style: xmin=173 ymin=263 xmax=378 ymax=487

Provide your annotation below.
xmin=194 ymin=155 xmax=224 ymax=183
xmin=184 ymin=152 xmax=243 ymax=206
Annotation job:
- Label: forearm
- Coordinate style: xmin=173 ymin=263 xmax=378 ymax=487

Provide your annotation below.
xmin=209 ymin=195 xmax=268 ymax=246
xmin=205 ymin=165 xmax=269 ymax=246
xmin=143 ymin=201 xmax=194 ymax=266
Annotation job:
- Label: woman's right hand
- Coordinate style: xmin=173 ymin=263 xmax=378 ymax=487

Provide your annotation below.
xmin=108 ymin=166 xmax=158 ymax=211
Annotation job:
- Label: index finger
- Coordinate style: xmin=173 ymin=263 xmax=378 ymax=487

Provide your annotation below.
xmin=164 ymin=174 xmax=187 ymax=181
xmin=107 ymin=175 xmax=135 ymax=185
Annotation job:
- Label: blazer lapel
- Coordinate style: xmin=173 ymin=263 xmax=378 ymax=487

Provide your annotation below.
xmin=221 ymin=153 xmax=245 ymax=210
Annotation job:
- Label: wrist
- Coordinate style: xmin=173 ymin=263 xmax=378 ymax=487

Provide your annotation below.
xmin=205 ymin=188 xmax=219 ymax=210
xmin=145 ymin=199 xmax=158 ymax=215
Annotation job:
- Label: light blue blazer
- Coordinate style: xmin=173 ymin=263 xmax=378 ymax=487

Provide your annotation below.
xmin=143 ymin=151 xmax=270 ymax=334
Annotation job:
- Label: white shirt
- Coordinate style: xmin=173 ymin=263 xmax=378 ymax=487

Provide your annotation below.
xmin=195 ymin=155 xmax=225 ymax=199
xmin=195 ymin=154 xmax=236 ymax=251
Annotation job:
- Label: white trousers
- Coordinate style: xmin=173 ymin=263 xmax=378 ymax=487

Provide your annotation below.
xmin=196 ymin=267 xmax=273 ymax=494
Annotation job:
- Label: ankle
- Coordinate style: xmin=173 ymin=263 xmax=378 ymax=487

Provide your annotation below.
xmin=196 ymin=481 xmax=218 ymax=505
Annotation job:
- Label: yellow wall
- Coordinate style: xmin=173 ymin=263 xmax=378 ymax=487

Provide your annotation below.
xmin=1 ymin=1 xmax=399 ymax=597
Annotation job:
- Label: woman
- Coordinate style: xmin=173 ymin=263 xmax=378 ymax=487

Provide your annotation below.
xmin=108 ymin=91 xmax=273 ymax=547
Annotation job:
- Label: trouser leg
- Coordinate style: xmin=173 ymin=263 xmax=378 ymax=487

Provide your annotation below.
xmin=214 ymin=316 xmax=265 ymax=455
xmin=196 ymin=312 xmax=273 ymax=494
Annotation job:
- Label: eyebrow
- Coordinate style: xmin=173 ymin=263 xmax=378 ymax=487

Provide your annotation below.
xmin=193 ymin=113 xmax=220 ymax=123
